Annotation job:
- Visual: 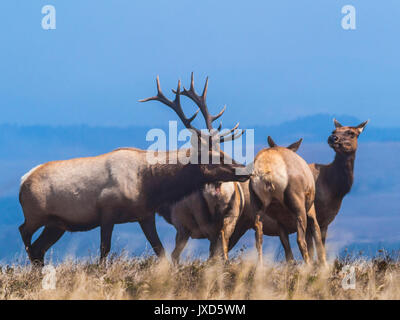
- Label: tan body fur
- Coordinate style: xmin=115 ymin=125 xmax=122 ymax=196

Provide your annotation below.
xmin=249 ymin=142 xmax=326 ymax=265
xmin=159 ymin=181 xmax=244 ymax=263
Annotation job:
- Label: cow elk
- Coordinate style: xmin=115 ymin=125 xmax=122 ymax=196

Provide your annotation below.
xmin=243 ymin=136 xmax=326 ymax=265
xmin=158 ymin=181 xmax=245 ymax=263
xmin=229 ymin=120 xmax=367 ymax=263
xmin=305 ymin=119 xmax=368 ymax=257
xmin=18 ymin=73 xmax=250 ymax=266
xmin=228 ymin=138 xmax=302 ymax=261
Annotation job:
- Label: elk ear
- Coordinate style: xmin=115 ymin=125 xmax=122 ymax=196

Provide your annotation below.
xmin=355 ymin=120 xmax=369 ymax=134
xmin=267 ymin=136 xmax=278 ymax=148
xmin=287 ymin=138 xmax=303 ymax=152
xmin=333 ymin=118 xmax=343 ymax=128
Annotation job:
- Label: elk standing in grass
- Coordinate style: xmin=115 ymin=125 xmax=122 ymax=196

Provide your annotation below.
xmin=230 ymin=136 xmax=327 ymax=265
xmin=305 ymin=119 xmax=368 ymax=257
xmin=162 ymin=140 xmax=302 ymax=263
xmin=229 ymin=120 xmax=368 ymax=262
xmin=159 ymin=181 xmax=244 ymax=263
xmin=228 ymin=139 xmax=302 ymax=261
xmin=18 ymin=73 xmax=249 ymax=266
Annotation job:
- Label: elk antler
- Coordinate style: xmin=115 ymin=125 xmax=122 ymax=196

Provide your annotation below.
xmin=139 ymin=76 xmax=200 ymax=135
xmin=140 ymin=73 xmax=245 ymax=143
xmin=181 ymin=73 xmax=244 ymax=143
xmin=180 ymin=73 xmax=224 ymax=132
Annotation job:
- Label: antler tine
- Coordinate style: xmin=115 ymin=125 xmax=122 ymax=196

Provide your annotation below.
xmin=220 ymin=129 xmax=245 ymax=143
xmin=181 ymin=72 xmax=226 ymax=132
xmin=211 ymin=105 xmax=226 ymax=123
xmin=202 ymin=76 xmax=208 ymax=98
xmin=139 ymin=76 xmax=200 ymax=134
xmin=219 ymin=122 xmax=240 ymax=138
xmin=171 ymin=80 xmax=201 ymax=130
xmin=138 ymin=76 xmax=165 ymax=103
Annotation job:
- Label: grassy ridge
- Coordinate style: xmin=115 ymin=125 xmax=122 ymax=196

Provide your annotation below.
xmin=1 ymin=251 xmax=399 ymax=300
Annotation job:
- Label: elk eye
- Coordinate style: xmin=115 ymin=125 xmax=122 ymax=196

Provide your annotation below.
xmin=347 ymin=131 xmax=355 ymax=137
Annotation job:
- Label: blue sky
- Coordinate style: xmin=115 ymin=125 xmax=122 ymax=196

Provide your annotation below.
xmin=1 ymin=1 xmax=400 ymax=261
xmin=0 ymin=1 xmax=399 ymax=127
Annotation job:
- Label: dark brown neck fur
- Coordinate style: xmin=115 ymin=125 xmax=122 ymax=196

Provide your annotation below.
xmin=143 ymin=163 xmax=206 ymax=211
xmin=325 ymin=151 xmax=355 ymax=197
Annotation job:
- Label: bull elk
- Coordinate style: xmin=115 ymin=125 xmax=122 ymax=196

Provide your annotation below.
xmin=18 ymin=73 xmax=250 ymax=266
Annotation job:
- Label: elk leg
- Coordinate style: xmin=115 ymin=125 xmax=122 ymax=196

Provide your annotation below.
xmin=284 ymin=192 xmax=310 ymax=264
xmin=220 ymin=210 xmax=240 ymax=261
xmin=171 ymin=228 xmax=189 ymax=264
xmin=220 ymin=230 xmax=229 ymax=261
xmin=228 ymin=202 xmax=252 ymax=252
xmin=306 ymin=225 xmax=315 ymax=260
xmin=295 ymin=211 xmax=310 ymax=265
xmin=228 ymin=224 xmax=248 ymax=252
xmin=320 ymin=226 xmax=328 ymax=245
xmin=306 ymin=204 xmax=327 ymax=266
xmin=210 ymin=230 xmax=228 ymax=261
xmin=30 ymin=226 xmax=65 ymax=265
xmin=19 ymin=222 xmax=33 ymax=249
xmin=277 ymin=224 xmax=294 ymax=262
xmin=254 ymin=214 xmax=264 ymax=264
xmin=209 ymin=236 xmax=227 ymax=261
xmin=19 ymin=221 xmax=41 ymax=263
xmin=209 ymin=234 xmax=221 ymax=259
xmin=100 ymin=223 xmax=114 ymax=262
xmin=139 ymin=215 xmax=166 ymax=258
xmin=249 ymin=177 xmax=273 ymax=264
xmin=209 ymin=239 xmax=217 ymax=258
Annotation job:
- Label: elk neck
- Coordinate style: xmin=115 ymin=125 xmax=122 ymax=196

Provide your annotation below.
xmin=327 ymin=151 xmax=356 ymax=197
xmin=143 ymin=162 xmax=205 ymax=211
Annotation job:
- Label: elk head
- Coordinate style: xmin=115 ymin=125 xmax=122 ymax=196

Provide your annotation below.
xmin=328 ymin=119 xmax=369 ymax=154
xmin=140 ymin=73 xmax=250 ymax=184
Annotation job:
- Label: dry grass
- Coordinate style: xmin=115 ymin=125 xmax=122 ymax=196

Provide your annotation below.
xmin=0 ymin=250 xmax=399 ymax=300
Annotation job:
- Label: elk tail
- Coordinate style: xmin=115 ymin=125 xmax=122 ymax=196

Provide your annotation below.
xmin=249 ymin=170 xmax=275 ymax=211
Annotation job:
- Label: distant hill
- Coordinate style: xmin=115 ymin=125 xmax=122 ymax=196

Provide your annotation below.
xmin=0 ymin=114 xmax=398 ymax=162
xmin=253 ymin=114 xmax=400 ymax=144
xmin=0 ymin=113 xmax=398 ymax=200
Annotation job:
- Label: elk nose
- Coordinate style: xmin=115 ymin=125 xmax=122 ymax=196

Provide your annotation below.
xmin=328 ymin=135 xmax=339 ymax=143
